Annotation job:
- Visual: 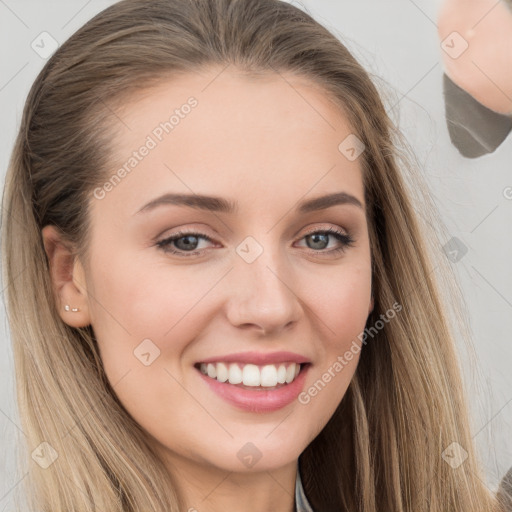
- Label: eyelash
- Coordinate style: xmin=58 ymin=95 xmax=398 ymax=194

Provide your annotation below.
xmin=155 ymin=227 xmax=355 ymax=258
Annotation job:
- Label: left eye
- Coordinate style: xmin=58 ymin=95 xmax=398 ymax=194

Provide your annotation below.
xmin=156 ymin=228 xmax=355 ymax=257
xmin=297 ymin=228 xmax=355 ymax=254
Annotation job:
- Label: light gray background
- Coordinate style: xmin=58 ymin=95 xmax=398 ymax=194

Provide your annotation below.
xmin=1 ymin=0 xmax=511 ymax=509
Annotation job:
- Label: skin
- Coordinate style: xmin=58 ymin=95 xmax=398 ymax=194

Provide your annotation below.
xmin=43 ymin=67 xmax=374 ymax=512
xmin=438 ymin=0 xmax=512 ymax=114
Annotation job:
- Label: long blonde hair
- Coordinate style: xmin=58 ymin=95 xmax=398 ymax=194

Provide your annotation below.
xmin=1 ymin=0 xmax=503 ymax=510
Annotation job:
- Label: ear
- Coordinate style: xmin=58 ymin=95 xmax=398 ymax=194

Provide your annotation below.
xmin=41 ymin=225 xmax=91 ymax=328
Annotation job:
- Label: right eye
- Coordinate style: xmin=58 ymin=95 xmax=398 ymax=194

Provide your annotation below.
xmin=156 ymin=230 xmax=216 ymax=257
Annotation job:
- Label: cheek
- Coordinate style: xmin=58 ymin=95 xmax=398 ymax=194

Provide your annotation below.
xmin=296 ymin=258 xmax=371 ymax=408
xmin=310 ymin=259 xmax=372 ymax=343
xmin=87 ymin=243 xmax=201 ymax=338
xmin=85 ymin=253 xmax=204 ymax=432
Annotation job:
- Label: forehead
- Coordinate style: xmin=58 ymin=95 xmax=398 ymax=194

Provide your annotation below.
xmin=97 ymin=67 xmax=365 ymax=220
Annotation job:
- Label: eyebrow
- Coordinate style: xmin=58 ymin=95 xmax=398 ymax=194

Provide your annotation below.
xmin=134 ymin=191 xmax=364 ymax=216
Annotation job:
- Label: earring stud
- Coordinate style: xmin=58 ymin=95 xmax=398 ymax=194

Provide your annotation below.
xmin=64 ymin=304 xmax=80 ymax=312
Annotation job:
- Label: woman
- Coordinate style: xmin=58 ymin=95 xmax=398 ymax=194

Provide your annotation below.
xmin=1 ymin=0 xmax=505 ymax=510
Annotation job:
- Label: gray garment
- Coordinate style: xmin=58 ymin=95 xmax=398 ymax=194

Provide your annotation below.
xmin=295 ymin=462 xmax=314 ymax=512
xmin=443 ymin=73 xmax=512 ymax=158
xmin=498 ymin=466 xmax=512 ymax=511
xmin=295 ymin=463 xmax=512 ymax=511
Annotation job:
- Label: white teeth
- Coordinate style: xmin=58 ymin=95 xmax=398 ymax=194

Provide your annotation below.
xmin=216 ymin=362 xmax=229 ymax=382
xmin=260 ymin=365 xmax=278 ymax=387
xmin=207 ymin=363 xmax=216 ymax=379
xmin=276 ymin=364 xmax=287 ymax=384
xmin=242 ymin=364 xmax=260 ymax=386
xmin=199 ymin=361 xmax=302 ymax=387
xmin=228 ymin=363 xmax=242 ymax=384
xmin=285 ymin=364 xmax=295 ymax=383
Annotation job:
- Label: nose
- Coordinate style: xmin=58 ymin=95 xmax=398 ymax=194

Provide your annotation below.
xmin=225 ymin=243 xmax=303 ymax=336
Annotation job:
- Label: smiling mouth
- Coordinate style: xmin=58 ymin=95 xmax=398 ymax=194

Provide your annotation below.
xmin=194 ymin=361 xmax=309 ymax=389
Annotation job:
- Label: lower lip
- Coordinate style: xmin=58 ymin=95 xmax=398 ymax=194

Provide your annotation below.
xmin=196 ymin=364 xmax=311 ymax=413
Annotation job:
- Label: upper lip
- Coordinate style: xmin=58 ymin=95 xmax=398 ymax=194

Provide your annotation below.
xmin=196 ymin=351 xmax=311 ymax=366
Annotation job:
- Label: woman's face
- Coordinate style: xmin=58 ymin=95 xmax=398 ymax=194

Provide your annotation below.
xmin=60 ymin=68 xmax=373 ymax=475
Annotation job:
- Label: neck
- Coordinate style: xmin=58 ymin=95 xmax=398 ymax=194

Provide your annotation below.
xmin=160 ymin=450 xmax=298 ymax=512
